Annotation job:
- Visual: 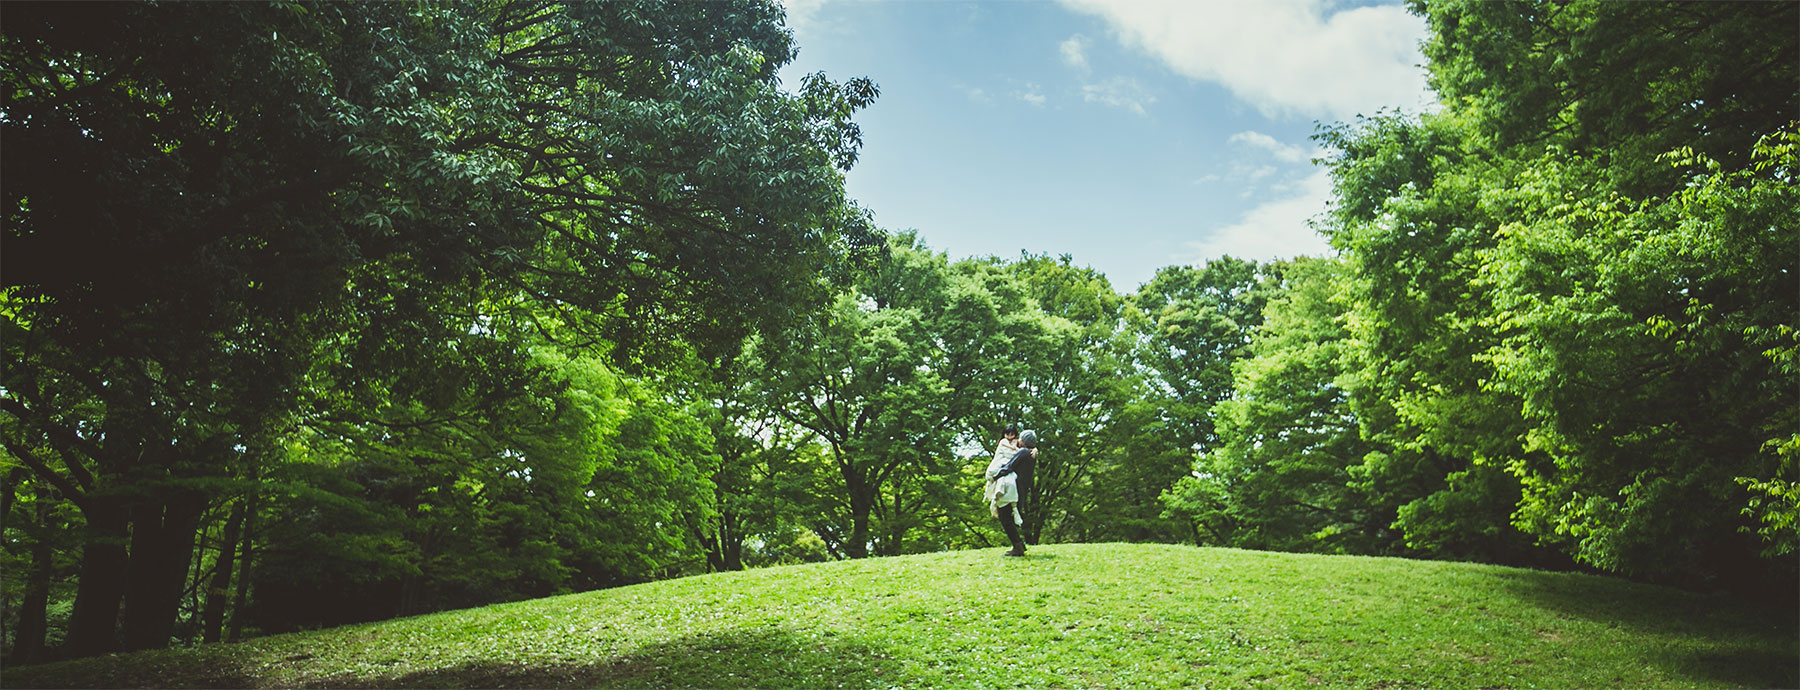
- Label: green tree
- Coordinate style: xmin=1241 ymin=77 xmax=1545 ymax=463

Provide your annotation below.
xmin=2 ymin=0 xmax=878 ymax=653
xmin=997 ymin=254 xmax=1135 ymax=544
xmin=1131 ymin=258 xmax=1274 ymax=455
xmin=0 ymin=470 xmax=79 ymax=665
xmin=1165 ymin=257 xmax=1377 ymax=553
xmin=750 ymin=235 xmax=1048 ymax=557
xmin=1108 ymin=258 xmax=1276 ymax=543
xmin=1312 ymin=0 xmax=1798 ymax=587
xmin=1415 ymin=0 xmax=1795 ymax=197
xmin=1478 ymin=132 xmax=1799 ymax=586
xmin=689 ymin=361 xmax=824 ymax=572
xmin=246 ymin=344 xmax=720 ymax=633
xmin=1318 ymin=110 xmax=1540 ymax=565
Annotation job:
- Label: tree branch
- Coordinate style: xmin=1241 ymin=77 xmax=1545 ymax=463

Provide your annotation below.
xmin=0 ymin=436 xmax=88 ymax=511
xmin=0 ymin=397 xmax=100 ymax=491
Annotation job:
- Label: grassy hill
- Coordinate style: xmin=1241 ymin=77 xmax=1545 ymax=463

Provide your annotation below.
xmin=4 ymin=543 xmax=1794 ymax=689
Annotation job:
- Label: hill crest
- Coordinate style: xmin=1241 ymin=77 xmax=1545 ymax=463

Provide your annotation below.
xmin=6 ymin=543 xmax=1794 ymax=689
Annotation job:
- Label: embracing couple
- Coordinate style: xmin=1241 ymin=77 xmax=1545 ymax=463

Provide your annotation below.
xmin=984 ymin=424 xmax=1038 ymax=557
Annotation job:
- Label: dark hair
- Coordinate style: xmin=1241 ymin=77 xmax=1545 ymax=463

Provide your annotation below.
xmin=1002 ymin=423 xmax=1020 ymax=437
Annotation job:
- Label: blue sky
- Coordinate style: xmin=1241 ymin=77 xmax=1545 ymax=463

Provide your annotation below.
xmin=776 ymin=0 xmax=1434 ymax=292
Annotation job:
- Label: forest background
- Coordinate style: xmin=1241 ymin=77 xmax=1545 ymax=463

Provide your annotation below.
xmin=2 ymin=0 xmax=1795 ymax=663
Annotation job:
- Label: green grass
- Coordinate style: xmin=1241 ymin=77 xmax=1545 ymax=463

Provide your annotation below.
xmin=5 ymin=543 xmax=1794 ymax=689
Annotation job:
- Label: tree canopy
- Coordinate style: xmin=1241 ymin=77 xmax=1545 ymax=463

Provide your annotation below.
xmin=3 ymin=0 xmax=877 ymax=656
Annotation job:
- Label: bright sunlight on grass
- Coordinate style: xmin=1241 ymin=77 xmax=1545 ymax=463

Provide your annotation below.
xmin=5 ymin=543 xmax=1793 ymax=689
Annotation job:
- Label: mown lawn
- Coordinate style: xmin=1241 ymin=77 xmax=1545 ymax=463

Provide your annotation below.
xmin=4 ymin=543 xmax=1794 ymax=689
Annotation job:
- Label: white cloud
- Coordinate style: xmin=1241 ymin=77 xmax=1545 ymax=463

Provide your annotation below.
xmin=964 ymin=80 xmax=1046 ymax=107
xmin=1082 ymin=76 xmax=1155 ymax=116
xmin=777 ymin=0 xmax=824 ymax=32
xmin=1060 ymin=34 xmax=1092 ymax=72
xmin=1183 ymin=168 xmax=1335 ymax=264
xmin=1228 ymin=131 xmax=1314 ymax=164
xmin=1057 ymin=0 xmax=1430 ymax=121
xmin=784 ymin=0 xmax=860 ymax=39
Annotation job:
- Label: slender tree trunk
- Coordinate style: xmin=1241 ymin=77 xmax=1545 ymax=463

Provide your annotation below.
xmin=226 ymin=490 xmax=255 ymax=641
xmin=1022 ymin=504 xmax=1040 ymax=544
xmin=185 ymin=525 xmax=209 ymax=644
xmin=697 ymin=524 xmax=725 ymax=573
xmin=8 ymin=486 xmax=56 ymax=665
xmin=202 ymin=501 xmax=245 ymax=643
xmin=699 ymin=510 xmax=743 ymax=572
xmin=120 ymin=493 xmax=207 ymax=651
xmin=67 ymin=495 xmax=129 ymax=657
xmin=883 ymin=489 xmax=906 ymax=556
xmin=721 ymin=513 xmax=743 ymax=571
xmin=13 ymin=532 xmax=54 ymax=664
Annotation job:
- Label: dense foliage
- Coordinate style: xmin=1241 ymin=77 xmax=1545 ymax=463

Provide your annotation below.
xmin=3 ymin=0 xmax=1793 ymax=665
xmin=2 ymin=0 xmax=878 ymax=659
xmin=1165 ymin=0 xmax=1797 ymax=592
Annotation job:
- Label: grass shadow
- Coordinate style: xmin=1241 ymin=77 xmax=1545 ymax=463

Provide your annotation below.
xmin=308 ymin=627 xmax=904 ymax=689
xmin=1488 ymin=570 xmax=1798 ymax=689
xmin=1681 ymin=647 xmax=1800 ymax=689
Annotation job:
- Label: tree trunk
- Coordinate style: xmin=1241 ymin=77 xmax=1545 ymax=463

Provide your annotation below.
xmin=846 ymin=489 xmax=873 ymax=559
xmin=700 ymin=511 xmax=744 ymax=572
xmin=203 ymin=501 xmax=245 ymax=643
xmin=399 ymin=523 xmax=440 ymax=617
xmin=8 ymin=486 xmax=56 ymax=665
xmin=698 ymin=524 xmax=725 ymax=573
xmin=228 ymin=490 xmax=258 ymax=643
xmin=881 ymin=489 xmax=906 ymax=557
xmin=839 ymin=454 xmax=876 ymax=559
xmin=120 ymin=493 xmax=207 ymax=651
xmin=67 ymin=495 xmax=129 ymax=657
xmin=1022 ymin=489 xmax=1042 ymax=545
xmin=721 ymin=514 xmax=743 ymax=571
xmin=186 ymin=525 xmax=208 ymax=643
